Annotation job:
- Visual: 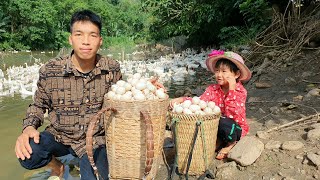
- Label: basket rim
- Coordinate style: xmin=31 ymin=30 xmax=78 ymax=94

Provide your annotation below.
xmin=170 ymin=112 xmax=221 ymax=118
xmin=104 ymin=95 xmax=169 ymax=103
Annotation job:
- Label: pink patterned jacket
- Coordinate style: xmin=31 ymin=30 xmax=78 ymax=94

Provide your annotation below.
xmin=185 ymin=82 xmax=249 ymax=137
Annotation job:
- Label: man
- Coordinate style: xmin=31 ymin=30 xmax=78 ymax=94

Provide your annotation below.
xmin=15 ymin=10 xmax=121 ymax=179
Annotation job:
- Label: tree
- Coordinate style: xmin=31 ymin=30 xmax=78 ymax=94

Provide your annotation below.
xmin=142 ymin=0 xmax=271 ymax=47
xmin=0 ymin=12 xmax=10 ymax=34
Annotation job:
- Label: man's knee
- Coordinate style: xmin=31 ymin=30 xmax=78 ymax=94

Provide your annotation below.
xmin=19 ymin=136 xmax=52 ymax=170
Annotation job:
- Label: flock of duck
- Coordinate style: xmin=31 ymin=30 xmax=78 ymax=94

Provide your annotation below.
xmin=0 ymin=48 xmax=211 ymax=99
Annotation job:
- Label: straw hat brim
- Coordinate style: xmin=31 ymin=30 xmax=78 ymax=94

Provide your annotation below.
xmin=206 ymin=55 xmax=252 ymax=82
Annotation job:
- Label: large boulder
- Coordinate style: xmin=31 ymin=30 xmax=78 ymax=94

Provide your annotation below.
xmin=228 ymin=136 xmax=264 ymax=166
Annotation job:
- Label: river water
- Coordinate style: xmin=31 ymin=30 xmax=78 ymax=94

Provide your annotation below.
xmin=0 ymin=51 xmax=58 ymax=179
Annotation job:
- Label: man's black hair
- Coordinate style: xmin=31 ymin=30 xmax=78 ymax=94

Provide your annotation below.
xmin=70 ymin=10 xmax=102 ymax=34
xmin=215 ymin=58 xmax=239 ymax=73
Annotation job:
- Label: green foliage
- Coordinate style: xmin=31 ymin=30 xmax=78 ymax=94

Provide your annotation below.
xmin=218 ymin=26 xmax=258 ymax=48
xmin=104 ymin=35 xmax=136 ymax=51
xmin=143 ymin=0 xmax=272 ymax=47
xmin=0 ymin=0 xmax=150 ymax=51
xmin=0 ymin=12 xmax=10 ymax=34
xmin=0 ymin=0 xmax=274 ymax=51
xmin=142 ymin=0 xmax=242 ymax=46
xmin=238 ymin=0 xmax=271 ymax=29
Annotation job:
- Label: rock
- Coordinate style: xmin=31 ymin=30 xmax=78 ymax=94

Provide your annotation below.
xmin=216 ymin=161 xmax=237 ymax=169
xmin=307 ymin=129 xmax=320 ymax=141
xmin=303 ymin=158 xmax=310 ymax=164
xmin=306 ymin=88 xmax=320 ymax=97
xmin=307 ymin=153 xmax=320 ymax=167
xmin=228 ymin=136 xmax=264 ymax=166
xmin=259 ymin=108 xmax=266 ymax=114
xmin=301 ymin=71 xmax=313 ymax=78
xmin=269 ymin=106 xmax=281 ymax=114
xmin=241 ymin=49 xmax=250 ymax=54
xmin=310 ymin=123 xmax=320 ymax=130
xmin=295 ymin=155 xmax=304 ymax=160
xmin=281 ymin=141 xmax=304 ymax=151
xmin=215 ymin=161 xmax=238 ymax=180
xmin=284 ymin=77 xmax=296 ymax=84
xmin=255 ymin=82 xmax=272 ymax=88
xmin=264 ymin=119 xmax=278 ymax=128
xmin=247 ymin=96 xmax=261 ymax=103
xmin=265 ymin=140 xmax=282 ymax=149
xmin=285 ymin=104 xmax=297 ymax=110
xmin=293 ymin=95 xmax=303 ymax=101
xmin=256 ymin=131 xmax=270 ymax=140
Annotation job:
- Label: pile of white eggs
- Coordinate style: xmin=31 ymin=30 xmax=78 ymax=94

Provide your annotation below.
xmin=172 ymin=96 xmax=221 ymax=115
xmin=105 ymin=73 xmax=168 ymax=101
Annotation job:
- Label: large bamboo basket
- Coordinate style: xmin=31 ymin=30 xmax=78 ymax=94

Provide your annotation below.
xmin=87 ymin=96 xmax=169 ymax=179
xmin=170 ymin=113 xmax=220 ymax=175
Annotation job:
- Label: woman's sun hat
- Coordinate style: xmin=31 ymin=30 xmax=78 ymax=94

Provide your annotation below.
xmin=206 ymin=50 xmax=252 ymax=82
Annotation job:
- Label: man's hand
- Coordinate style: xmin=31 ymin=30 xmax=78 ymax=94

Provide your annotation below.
xmin=15 ymin=126 xmax=40 ymax=160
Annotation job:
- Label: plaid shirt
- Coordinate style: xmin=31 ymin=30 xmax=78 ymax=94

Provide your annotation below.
xmin=23 ymin=52 xmax=122 ymax=157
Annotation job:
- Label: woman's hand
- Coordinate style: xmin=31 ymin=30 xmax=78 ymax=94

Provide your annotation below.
xmin=149 ymin=77 xmax=167 ymax=92
xmin=225 ymin=75 xmax=237 ymax=91
xmin=169 ymin=97 xmax=184 ymax=109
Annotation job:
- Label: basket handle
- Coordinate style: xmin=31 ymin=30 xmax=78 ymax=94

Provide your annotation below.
xmin=86 ymin=107 xmax=117 ymax=179
xmin=140 ymin=110 xmax=155 ymax=178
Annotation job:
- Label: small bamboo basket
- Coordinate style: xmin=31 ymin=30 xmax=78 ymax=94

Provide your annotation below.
xmin=170 ymin=113 xmax=220 ymax=175
xmin=87 ymin=96 xmax=169 ymax=179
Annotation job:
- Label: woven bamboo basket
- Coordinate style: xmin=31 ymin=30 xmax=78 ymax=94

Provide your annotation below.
xmin=87 ymin=96 xmax=169 ymax=179
xmin=170 ymin=113 xmax=220 ymax=175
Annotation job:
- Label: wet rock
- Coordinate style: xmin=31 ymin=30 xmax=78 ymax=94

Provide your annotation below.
xmin=281 ymin=141 xmax=304 ymax=151
xmin=228 ymin=136 xmax=264 ymax=166
xmin=307 ymin=129 xmax=320 ymax=141
xmin=265 ymin=140 xmax=282 ymax=149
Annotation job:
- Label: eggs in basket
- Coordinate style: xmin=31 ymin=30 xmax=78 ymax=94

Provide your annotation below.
xmin=105 ymin=73 xmax=168 ymax=101
xmin=172 ymin=96 xmax=221 ymax=115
